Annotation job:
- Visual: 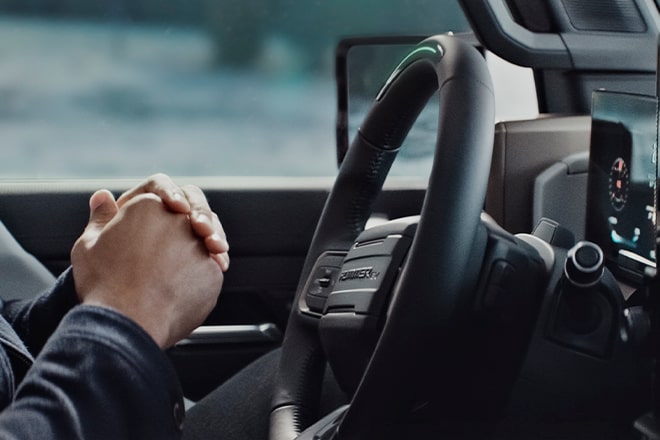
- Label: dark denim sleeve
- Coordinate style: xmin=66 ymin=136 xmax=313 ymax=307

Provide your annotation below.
xmin=0 ymin=305 xmax=185 ymax=439
xmin=2 ymin=267 xmax=79 ymax=356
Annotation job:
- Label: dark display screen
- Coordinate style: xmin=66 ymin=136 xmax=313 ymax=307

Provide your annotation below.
xmin=586 ymin=91 xmax=658 ymax=285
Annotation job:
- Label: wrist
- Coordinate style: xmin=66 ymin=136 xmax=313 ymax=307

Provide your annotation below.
xmin=81 ymin=296 xmax=170 ymax=349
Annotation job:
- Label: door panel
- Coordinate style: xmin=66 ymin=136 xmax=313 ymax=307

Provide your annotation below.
xmin=0 ymin=177 xmax=426 ymax=399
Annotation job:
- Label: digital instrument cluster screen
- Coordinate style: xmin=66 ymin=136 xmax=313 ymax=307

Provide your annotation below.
xmin=586 ymin=91 xmax=658 ymax=285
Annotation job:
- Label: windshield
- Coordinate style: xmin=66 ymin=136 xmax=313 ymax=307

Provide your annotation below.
xmin=0 ymin=2 xmax=531 ymax=178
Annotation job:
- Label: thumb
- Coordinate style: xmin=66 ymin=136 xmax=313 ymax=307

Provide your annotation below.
xmin=86 ymin=190 xmax=119 ymax=234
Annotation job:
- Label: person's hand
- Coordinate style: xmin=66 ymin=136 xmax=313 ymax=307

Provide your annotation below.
xmin=71 ymin=191 xmax=224 ymax=349
xmin=116 ymin=174 xmax=229 ymax=271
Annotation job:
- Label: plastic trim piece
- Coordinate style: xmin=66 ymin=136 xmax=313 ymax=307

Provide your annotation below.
xmin=175 ymin=323 xmax=282 ymax=346
xmin=459 ymin=0 xmax=660 ymax=71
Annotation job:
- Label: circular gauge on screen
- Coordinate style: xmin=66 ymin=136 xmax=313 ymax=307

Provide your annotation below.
xmin=608 ymin=157 xmax=629 ymax=211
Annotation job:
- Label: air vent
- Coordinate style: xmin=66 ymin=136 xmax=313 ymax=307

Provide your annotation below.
xmin=561 ymin=0 xmax=646 ymax=33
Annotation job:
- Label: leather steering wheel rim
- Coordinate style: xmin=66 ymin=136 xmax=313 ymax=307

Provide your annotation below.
xmin=269 ymin=35 xmax=495 ymax=440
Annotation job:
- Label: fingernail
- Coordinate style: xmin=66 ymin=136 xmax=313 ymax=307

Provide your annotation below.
xmin=194 ymin=213 xmax=210 ymax=225
xmin=212 ymin=253 xmax=229 ymax=272
xmin=221 ymin=254 xmax=230 ymax=272
xmin=171 ymin=191 xmax=190 ymax=211
xmin=211 ymin=233 xmax=229 ymax=251
xmin=173 ymin=191 xmax=189 ymax=205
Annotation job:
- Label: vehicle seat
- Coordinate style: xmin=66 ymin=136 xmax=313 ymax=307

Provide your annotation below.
xmin=485 ymin=115 xmax=591 ymax=235
xmin=0 ymin=221 xmax=56 ymax=301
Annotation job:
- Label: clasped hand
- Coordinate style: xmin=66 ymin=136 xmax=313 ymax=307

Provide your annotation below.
xmin=71 ymin=174 xmax=229 ymax=348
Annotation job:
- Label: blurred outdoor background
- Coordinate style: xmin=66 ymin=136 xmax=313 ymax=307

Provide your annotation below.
xmin=0 ymin=2 xmax=502 ymax=177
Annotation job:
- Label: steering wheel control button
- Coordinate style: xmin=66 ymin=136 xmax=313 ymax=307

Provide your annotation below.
xmin=564 ymin=241 xmax=604 ymax=287
xmin=318 ymin=276 xmax=332 ymax=288
xmin=307 ymin=268 xmax=338 ymax=297
xmin=306 ymin=267 xmax=341 ymax=313
xmin=301 ymin=253 xmax=347 ymax=315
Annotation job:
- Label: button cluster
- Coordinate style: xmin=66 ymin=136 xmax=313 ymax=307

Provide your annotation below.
xmin=306 ymin=266 xmax=341 ymax=313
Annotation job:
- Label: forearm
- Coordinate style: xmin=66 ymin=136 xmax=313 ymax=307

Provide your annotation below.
xmin=0 ymin=306 xmax=184 ymax=439
xmin=2 ymin=268 xmax=79 ymax=355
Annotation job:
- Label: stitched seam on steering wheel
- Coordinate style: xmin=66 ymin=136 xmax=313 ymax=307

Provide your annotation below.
xmin=382 ymin=107 xmax=416 ymax=150
xmin=292 ymin=345 xmax=323 ymax=433
xmin=346 ymin=149 xmax=388 ymax=236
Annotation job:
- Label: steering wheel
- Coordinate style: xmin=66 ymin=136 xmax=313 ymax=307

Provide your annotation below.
xmin=269 ymin=34 xmax=499 ymax=439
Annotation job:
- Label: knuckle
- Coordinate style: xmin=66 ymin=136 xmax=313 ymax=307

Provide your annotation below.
xmin=183 ymin=185 xmax=206 ymax=201
xmin=181 ymin=183 xmax=199 ymax=192
xmin=149 ymin=172 xmax=169 ymax=183
xmin=145 ymin=173 xmax=170 ymax=192
xmin=127 ymin=193 xmax=163 ymax=210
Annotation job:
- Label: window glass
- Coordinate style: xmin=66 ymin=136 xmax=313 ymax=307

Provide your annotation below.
xmin=0 ymin=1 xmax=470 ymax=178
xmin=344 ymin=44 xmax=539 ymax=178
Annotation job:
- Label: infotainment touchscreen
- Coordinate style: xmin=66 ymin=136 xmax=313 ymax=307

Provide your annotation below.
xmin=585 ymin=90 xmax=658 ymax=285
